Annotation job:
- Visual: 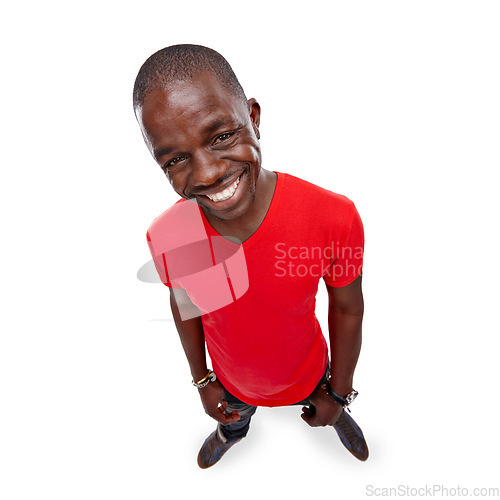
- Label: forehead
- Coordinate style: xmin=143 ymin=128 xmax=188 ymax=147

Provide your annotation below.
xmin=137 ymin=72 xmax=247 ymax=139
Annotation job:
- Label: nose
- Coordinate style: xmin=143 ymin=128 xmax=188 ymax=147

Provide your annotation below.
xmin=188 ymin=150 xmax=227 ymax=192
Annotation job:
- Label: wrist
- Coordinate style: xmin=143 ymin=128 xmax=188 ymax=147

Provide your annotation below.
xmin=329 ymin=383 xmax=354 ymax=396
xmin=191 ymin=365 xmax=210 ymax=382
xmin=328 ymin=374 xmax=353 ymax=396
xmin=326 ymin=380 xmax=358 ymax=409
xmin=192 ymin=370 xmax=217 ymax=389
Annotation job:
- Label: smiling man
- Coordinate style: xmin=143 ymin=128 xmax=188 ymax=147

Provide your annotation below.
xmin=134 ymin=44 xmax=368 ymax=468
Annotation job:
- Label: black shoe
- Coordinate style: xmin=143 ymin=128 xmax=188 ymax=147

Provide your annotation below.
xmin=333 ymin=410 xmax=369 ymax=461
xmin=197 ymin=425 xmax=242 ymax=469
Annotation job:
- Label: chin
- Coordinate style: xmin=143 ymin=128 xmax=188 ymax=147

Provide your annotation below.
xmin=209 ymin=192 xmax=257 ymax=221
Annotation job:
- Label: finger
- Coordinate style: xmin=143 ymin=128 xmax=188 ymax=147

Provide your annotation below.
xmin=301 ymin=406 xmax=313 ymax=417
xmin=209 ymin=408 xmax=239 ymax=424
xmin=221 ymin=411 xmax=241 ymax=423
xmin=217 ymin=401 xmax=240 ymax=422
xmin=211 ymin=413 xmax=230 ymax=424
xmin=301 ymin=412 xmax=315 ymax=426
xmin=217 ymin=400 xmax=232 ymax=416
xmin=302 ymin=407 xmax=324 ymax=427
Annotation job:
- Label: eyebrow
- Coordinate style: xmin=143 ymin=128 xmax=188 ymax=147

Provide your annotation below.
xmin=154 ymin=146 xmax=173 ymax=159
xmin=204 ymin=119 xmax=228 ymax=135
xmin=154 ymin=117 xmax=238 ymax=160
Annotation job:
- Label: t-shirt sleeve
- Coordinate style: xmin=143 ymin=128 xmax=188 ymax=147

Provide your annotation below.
xmin=322 ymin=203 xmax=364 ymax=287
xmin=146 ymin=230 xmax=182 ymax=289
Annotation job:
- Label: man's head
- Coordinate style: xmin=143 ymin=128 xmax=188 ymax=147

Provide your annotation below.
xmin=133 ymin=44 xmax=247 ymax=110
xmin=134 ymin=44 xmax=263 ymax=222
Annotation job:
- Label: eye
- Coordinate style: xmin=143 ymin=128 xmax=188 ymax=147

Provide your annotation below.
xmin=164 ymin=156 xmax=185 ymax=169
xmin=213 ymin=132 xmax=235 ymax=145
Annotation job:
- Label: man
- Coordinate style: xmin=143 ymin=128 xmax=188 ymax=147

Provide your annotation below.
xmin=134 ymin=44 xmax=368 ymax=468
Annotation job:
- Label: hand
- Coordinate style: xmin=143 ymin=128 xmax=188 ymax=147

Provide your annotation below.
xmin=198 ymin=379 xmax=240 ymax=424
xmin=301 ymin=384 xmax=343 ymax=427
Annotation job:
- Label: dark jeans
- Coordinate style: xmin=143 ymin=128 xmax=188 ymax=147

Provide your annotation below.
xmin=218 ymin=362 xmax=330 ymax=443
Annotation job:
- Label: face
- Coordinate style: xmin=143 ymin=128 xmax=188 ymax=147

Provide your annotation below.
xmin=136 ymin=72 xmax=262 ymax=221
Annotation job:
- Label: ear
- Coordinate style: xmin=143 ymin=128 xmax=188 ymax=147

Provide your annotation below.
xmin=247 ymin=98 xmax=261 ymax=139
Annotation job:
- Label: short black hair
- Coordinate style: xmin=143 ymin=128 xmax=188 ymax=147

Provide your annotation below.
xmin=133 ymin=44 xmax=247 ymax=109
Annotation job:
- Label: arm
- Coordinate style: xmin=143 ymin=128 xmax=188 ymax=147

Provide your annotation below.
xmin=169 ymin=288 xmax=240 ymax=424
xmin=169 ymin=287 xmax=208 ymax=382
xmin=301 ymin=275 xmax=364 ymax=426
xmin=326 ymin=274 xmax=364 ymax=395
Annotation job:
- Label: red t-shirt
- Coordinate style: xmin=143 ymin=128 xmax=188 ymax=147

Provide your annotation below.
xmin=146 ymin=172 xmax=364 ymax=407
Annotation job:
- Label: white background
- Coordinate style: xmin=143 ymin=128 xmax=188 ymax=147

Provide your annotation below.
xmin=1 ymin=1 xmax=499 ymax=498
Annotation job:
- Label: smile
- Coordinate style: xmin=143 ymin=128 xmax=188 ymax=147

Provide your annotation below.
xmin=205 ymin=175 xmax=241 ymax=202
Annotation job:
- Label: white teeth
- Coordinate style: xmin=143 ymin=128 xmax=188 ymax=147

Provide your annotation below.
xmin=206 ymin=175 xmax=240 ymax=202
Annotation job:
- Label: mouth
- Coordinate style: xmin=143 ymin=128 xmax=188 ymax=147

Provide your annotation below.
xmin=203 ymin=174 xmax=242 ymax=203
